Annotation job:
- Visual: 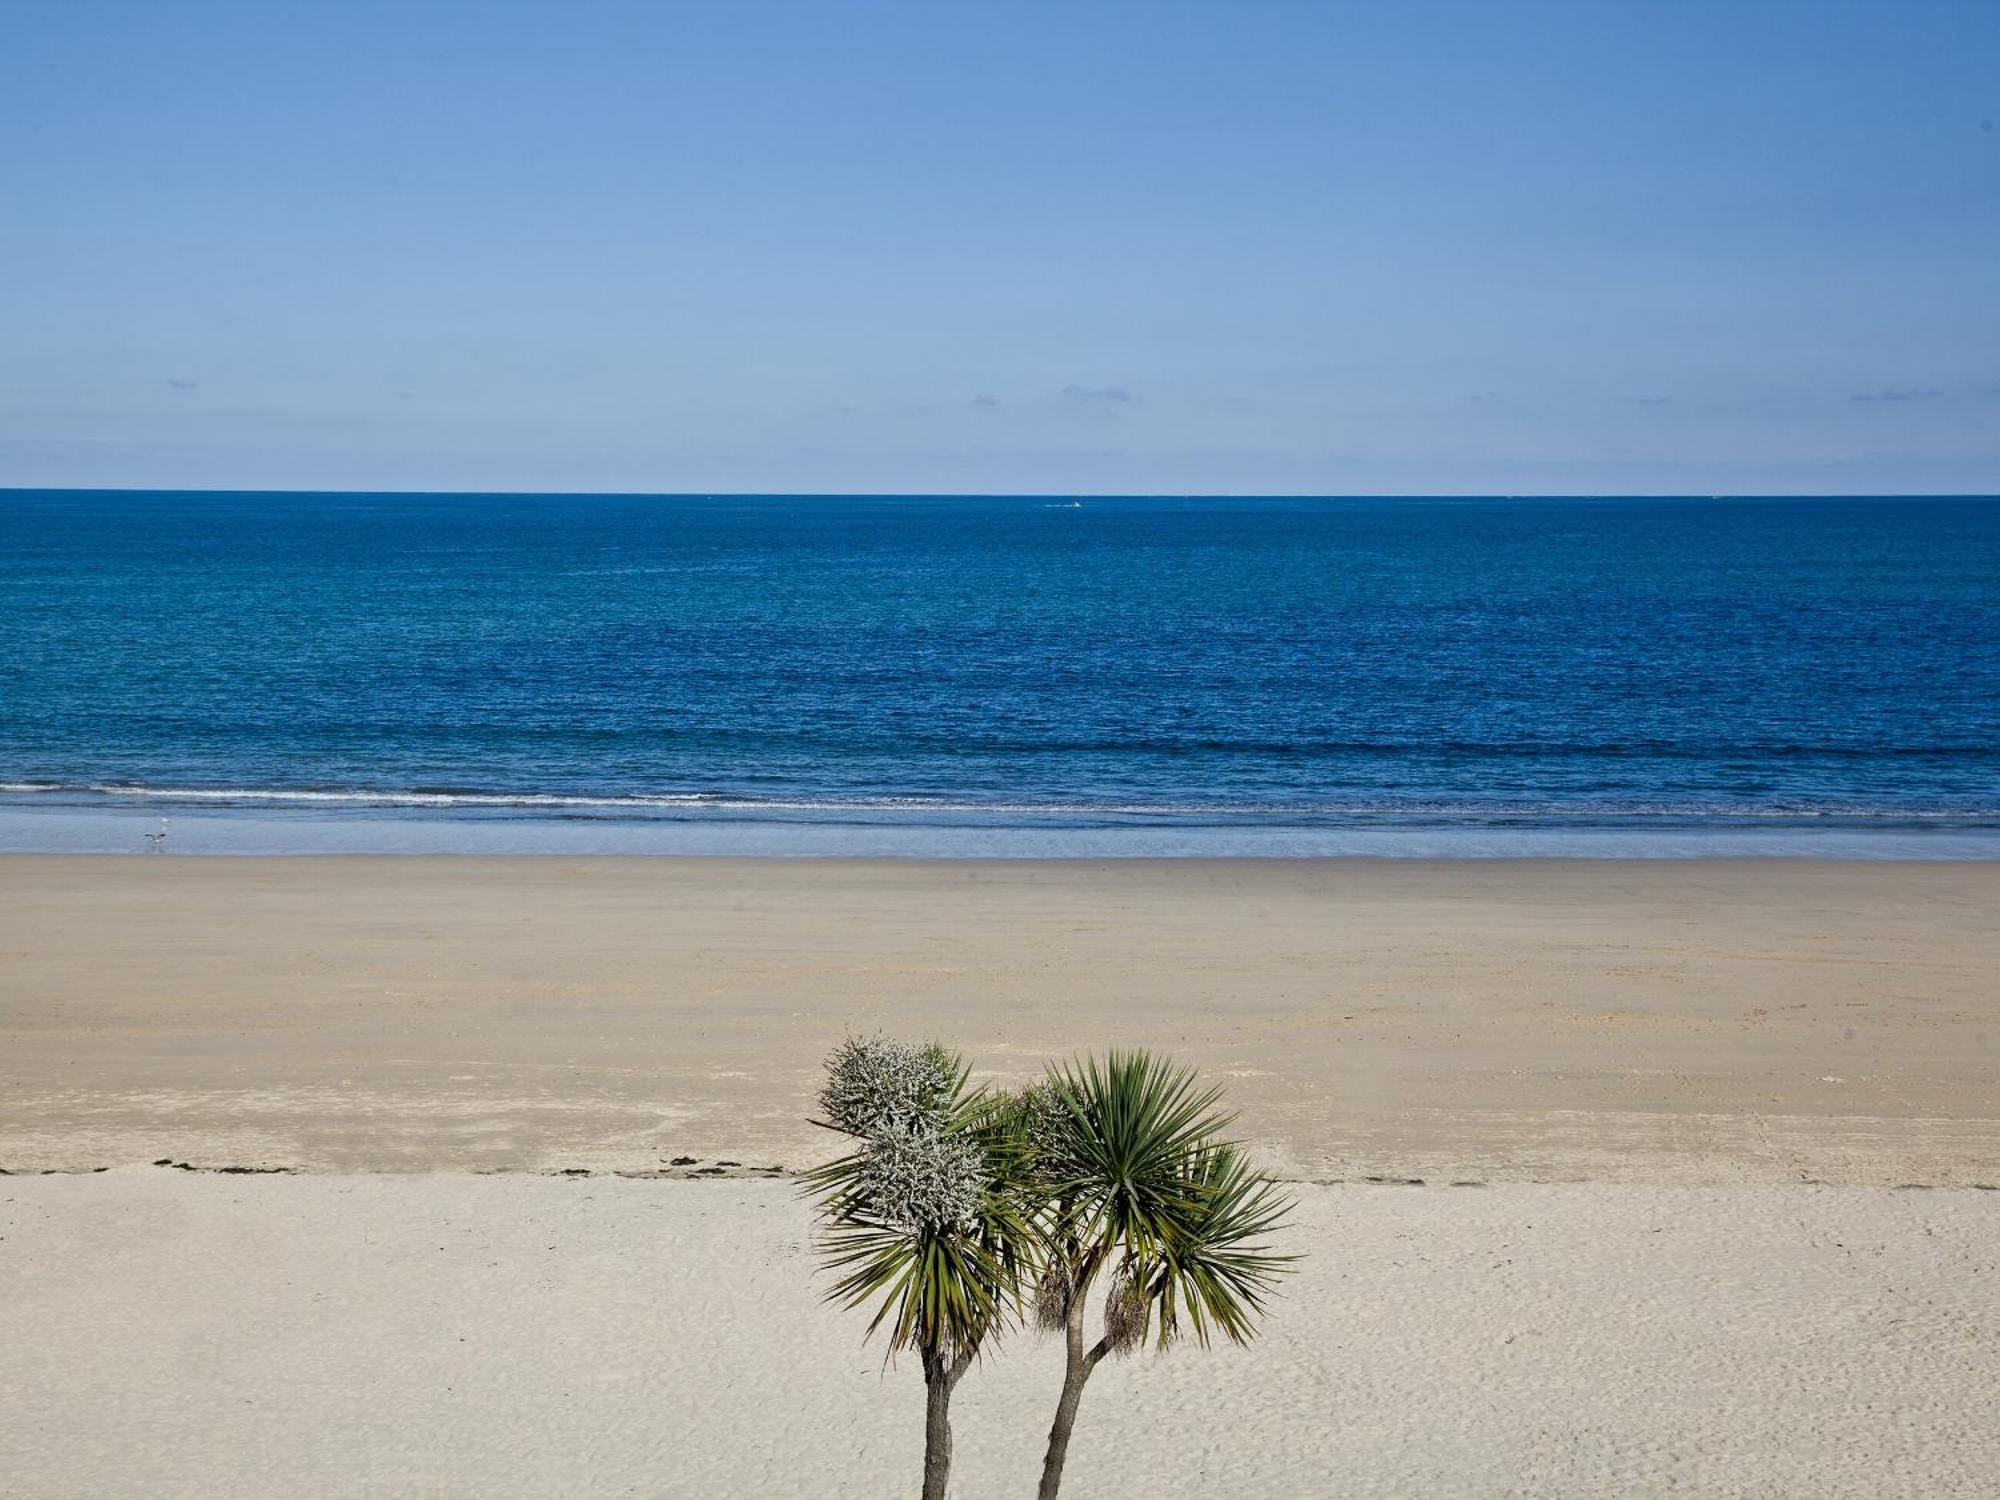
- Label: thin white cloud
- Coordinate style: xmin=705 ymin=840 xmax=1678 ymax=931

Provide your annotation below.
xmin=1851 ymin=387 xmax=1943 ymax=403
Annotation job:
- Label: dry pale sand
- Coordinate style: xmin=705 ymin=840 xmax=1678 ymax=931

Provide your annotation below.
xmin=2 ymin=856 xmax=1997 ymax=1183
xmin=2 ymin=1171 xmax=1994 ymax=1499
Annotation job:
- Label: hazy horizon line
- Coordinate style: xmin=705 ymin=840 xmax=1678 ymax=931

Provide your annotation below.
xmin=7 ymin=487 xmax=1999 ymax=502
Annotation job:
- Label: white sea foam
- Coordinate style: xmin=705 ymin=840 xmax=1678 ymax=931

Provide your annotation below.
xmin=0 ymin=780 xmax=1995 ymax=825
xmin=5 ymin=802 xmax=2000 ymax=858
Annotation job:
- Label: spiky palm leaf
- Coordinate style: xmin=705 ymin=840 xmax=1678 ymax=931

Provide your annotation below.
xmin=1025 ymin=1049 xmax=1297 ymax=1500
xmin=1036 ymin=1049 xmax=1233 ymax=1270
xmin=804 ymin=1067 xmax=1035 ymax=1361
xmin=1140 ymin=1140 xmax=1296 ymax=1348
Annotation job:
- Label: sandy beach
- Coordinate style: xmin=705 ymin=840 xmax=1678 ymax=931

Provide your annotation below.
xmin=3 ymin=1171 xmax=1995 ymax=1498
xmin=4 ymin=855 xmax=1997 ymax=1497
xmin=3 ymin=856 xmax=1997 ymax=1183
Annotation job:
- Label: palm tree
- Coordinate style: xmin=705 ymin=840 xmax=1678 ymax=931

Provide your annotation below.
xmin=1021 ymin=1050 xmax=1295 ymax=1500
xmin=804 ymin=1037 xmax=1034 ymax=1500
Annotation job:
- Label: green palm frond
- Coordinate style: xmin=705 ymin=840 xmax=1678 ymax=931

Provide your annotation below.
xmin=1038 ymin=1049 xmax=1233 ymax=1263
xmin=803 ymin=1053 xmax=1036 ymax=1362
xmin=1018 ymin=1049 xmax=1296 ymax=1354
xmin=816 ymin=1207 xmax=1022 ymax=1357
xmin=1143 ymin=1140 xmax=1297 ymax=1349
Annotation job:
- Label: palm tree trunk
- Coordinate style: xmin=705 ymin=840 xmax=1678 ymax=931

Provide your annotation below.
xmin=922 ymin=1346 xmax=972 ymax=1500
xmin=1036 ymin=1296 xmax=1111 ymax=1500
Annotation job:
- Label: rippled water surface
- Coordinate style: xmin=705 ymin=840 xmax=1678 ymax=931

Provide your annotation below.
xmin=2 ymin=492 xmax=1995 ymax=852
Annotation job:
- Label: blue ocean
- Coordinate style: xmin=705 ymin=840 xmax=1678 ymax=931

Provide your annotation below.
xmin=2 ymin=492 xmax=1996 ymax=856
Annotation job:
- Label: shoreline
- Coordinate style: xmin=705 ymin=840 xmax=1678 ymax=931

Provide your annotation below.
xmin=7 ymin=802 xmax=2000 ymax=858
xmin=5 ymin=854 xmax=1995 ymax=1185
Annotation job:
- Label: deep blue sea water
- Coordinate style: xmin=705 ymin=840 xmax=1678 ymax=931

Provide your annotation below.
xmin=2 ymin=491 xmax=1996 ymax=856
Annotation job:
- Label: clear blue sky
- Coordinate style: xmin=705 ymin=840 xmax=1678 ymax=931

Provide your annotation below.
xmin=3 ymin=0 xmax=1996 ymax=494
